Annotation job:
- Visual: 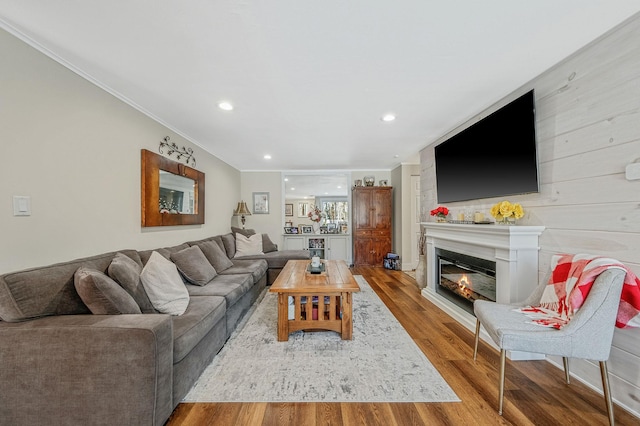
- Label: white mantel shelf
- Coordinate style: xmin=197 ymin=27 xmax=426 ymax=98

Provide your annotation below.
xmin=420 ymin=222 xmax=545 ymax=360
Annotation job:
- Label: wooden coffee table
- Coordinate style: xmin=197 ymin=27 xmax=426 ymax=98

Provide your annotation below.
xmin=269 ymin=260 xmax=360 ymax=341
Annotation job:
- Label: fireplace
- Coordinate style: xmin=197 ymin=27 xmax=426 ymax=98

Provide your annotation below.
xmin=436 ymin=248 xmax=496 ymax=315
xmin=421 ymin=222 xmax=545 ymax=360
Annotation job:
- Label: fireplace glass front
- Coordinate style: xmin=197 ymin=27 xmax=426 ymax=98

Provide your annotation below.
xmin=436 ymin=248 xmax=496 ymax=315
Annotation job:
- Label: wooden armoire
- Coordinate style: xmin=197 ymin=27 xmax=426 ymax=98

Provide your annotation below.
xmin=352 ymin=186 xmax=393 ymax=266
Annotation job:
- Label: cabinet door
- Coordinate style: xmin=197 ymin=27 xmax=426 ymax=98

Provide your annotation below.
xmin=353 ymin=188 xmax=373 ymax=229
xmin=353 ymin=238 xmax=371 ymax=266
xmin=372 ymin=188 xmax=392 ymax=229
xmin=327 ymin=236 xmax=348 ymax=262
xmin=371 ymin=237 xmax=391 ymax=265
xmin=283 ymin=236 xmax=305 ymax=251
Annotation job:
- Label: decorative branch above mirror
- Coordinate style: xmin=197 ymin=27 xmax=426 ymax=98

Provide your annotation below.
xmin=141 ymin=149 xmax=205 ymax=227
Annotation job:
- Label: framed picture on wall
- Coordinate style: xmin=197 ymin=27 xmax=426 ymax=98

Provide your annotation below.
xmin=252 ymin=192 xmax=269 ymax=214
xmin=298 ymin=202 xmax=309 ymax=217
xmin=285 ymin=203 xmax=294 ymax=216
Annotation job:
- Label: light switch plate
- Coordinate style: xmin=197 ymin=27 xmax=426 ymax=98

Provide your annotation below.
xmin=626 ymin=163 xmax=640 ymax=181
xmin=13 ymin=196 xmax=31 ymax=216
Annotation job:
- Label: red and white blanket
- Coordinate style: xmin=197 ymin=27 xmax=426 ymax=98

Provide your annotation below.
xmin=518 ymin=254 xmax=640 ymax=330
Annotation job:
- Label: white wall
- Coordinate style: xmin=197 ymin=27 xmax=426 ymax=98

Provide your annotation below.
xmin=239 ymin=171 xmax=283 ymax=245
xmin=392 ymin=164 xmax=420 ymax=269
xmin=0 ymin=28 xmax=240 ymax=274
xmin=420 ymin=14 xmax=640 ymax=415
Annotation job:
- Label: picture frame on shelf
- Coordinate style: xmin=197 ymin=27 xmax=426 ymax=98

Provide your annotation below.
xmin=301 ymin=225 xmax=313 ymax=234
xmin=252 ymin=192 xmax=269 ymax=214
xmin=285 ymin=203 xmax=293 ymax=216
xmin=327 ymin=223 xmax=337 ymax=234
xmin=285 ymin=221 xmax=293 ymax=227
xmin=284 ymin=226 xmax=299 ymax=234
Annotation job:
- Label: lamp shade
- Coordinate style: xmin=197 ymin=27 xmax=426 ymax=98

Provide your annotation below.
xmin=233 ymin=201 xmax=252 ymax=216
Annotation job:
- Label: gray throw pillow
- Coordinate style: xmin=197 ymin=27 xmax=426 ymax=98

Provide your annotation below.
xmin=108 ymin=253 xmax=157 ymax=313
xmin=262 ymin=234 xmax=278 ymax=253
xmin=170 ymin=245 xmax=217 ymax=286
xmin=74 ymin=267 xmax=142 ymax=315
xmin=198 ymin=241 xmax=234 ymax=272
xmin=221 ymin=233 xmax=236 ymax=258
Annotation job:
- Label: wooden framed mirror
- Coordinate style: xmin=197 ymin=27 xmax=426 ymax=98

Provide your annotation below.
xmin=141 ymin=149 xmax=205 ymax=227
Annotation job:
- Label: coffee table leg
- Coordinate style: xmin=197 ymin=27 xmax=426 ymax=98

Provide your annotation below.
xmin=341 ymin=292 xmax=353 ymax=340
xmin=277 ymin=293 xmax=289 ymax=341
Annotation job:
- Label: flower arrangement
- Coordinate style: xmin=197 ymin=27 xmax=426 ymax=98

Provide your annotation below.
xmin=430 ymin=206 xmax=449 ymax=222
xmin=307 ymin=205 xmax=323 ymax=223
xmin=490 ymin=201 xmax=524 ymax=224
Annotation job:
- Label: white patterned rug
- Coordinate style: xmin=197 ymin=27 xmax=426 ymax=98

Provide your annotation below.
xmin=183 ymin=275 xmax=459 ymax=403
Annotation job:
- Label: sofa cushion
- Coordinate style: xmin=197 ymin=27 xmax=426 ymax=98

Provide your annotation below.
xmin=0 ymin=250 xmax=141 ymax=322
xmin=231 ymin=226 xmax=255 ymax=238
xmin=221 ymin=233 xmax=236 ymax=258
xmin=185 ymin=274 xmax=254 ymax=308
xmin=221 ymin=259 xmax=268 ymax=284
xmin=261 ymin=234 xmax=278 ymax=253
xmin=170 ymin=246 xmax=217 ymax=286
xmin=235 ymin=233 xmax=263 ymax=257
xmin=108 ymin=253 xmax=156 ymax=313
xmin=237 ymin=250 xmax=310 ymax=269
xmin=172 ymin=295 xmax=226 ymax=363
xmin=139 ymin=243 xmax=190 ymax=265
xmin=140 ymin=251 xmax=190 ymax=316
xmin=197 ymin=241 xmax=234 ymax=273
xmin=74 ymin=267 xmax=142 ymax=315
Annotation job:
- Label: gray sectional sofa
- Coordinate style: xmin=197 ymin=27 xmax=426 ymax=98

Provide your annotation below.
xmin=0 ymin=231 xmax=308 ymax=426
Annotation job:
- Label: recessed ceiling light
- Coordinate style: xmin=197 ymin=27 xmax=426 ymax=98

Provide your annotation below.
xmin=381 ymin=114 xmax=396 ymax=122
xmin=284 ymin=178 xmax=289 ymax=182
xmin=337 ymin=186 xmax=342 ymax=189
xmin=218 ymin=101 xmax=233 ymax=111
xmin=291 ymin=187 xmax=295 ymax=191
xmin=263 ymin=154 xmax=271 ymax=160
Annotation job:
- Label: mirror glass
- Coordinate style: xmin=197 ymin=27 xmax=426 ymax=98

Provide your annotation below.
xmin=159 ymin=171 xmax=195 ymax=214
xmin=283 ymin=172 xmax=350 ymax=233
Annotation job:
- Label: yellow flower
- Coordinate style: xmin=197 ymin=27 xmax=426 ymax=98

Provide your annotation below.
xmin=513 ymin=203 xmax=524 ymax=219
xmin=490 ymin=204 xmax=501 ymax=219
xmin=499 ymin=201 xmax=514 ymax=218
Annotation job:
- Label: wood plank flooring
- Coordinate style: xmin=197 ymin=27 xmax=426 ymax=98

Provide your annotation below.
xmin=166 ymin=267 xmax=639 ymax=425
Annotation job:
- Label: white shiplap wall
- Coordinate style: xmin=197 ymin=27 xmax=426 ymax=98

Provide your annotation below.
xmin=420 ymin=14 xmax=640 ymax=416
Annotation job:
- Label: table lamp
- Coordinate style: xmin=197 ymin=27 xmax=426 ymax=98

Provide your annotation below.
xmin=233 ymin=201 xmax=252 ymax=228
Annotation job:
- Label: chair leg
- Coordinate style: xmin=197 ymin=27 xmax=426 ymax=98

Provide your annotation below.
xmin=473 ymin=319 xmax=480 ymax=361
xmin=600 ymin=361 xmax=615 ymax=426
xmin=499 ymin=349 xmax=506 ymax=416
xmin=563 ymin=357 xmax=570 ymax=384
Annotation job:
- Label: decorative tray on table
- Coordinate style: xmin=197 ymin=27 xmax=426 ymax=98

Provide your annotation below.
xmin=306 ymin=262 xmax=327 ymax=275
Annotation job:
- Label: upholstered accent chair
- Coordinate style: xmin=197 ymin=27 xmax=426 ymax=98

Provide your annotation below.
xmin=473 ymin=268 xmax=626 ymax=425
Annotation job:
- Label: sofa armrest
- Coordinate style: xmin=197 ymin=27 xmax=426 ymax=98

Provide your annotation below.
xmin=0 ymin=314 xmax=173 ymax=426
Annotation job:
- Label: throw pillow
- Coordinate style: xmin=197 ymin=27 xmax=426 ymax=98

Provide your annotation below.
xmin=170 ymin=245 xmax=217 ymax=286
xmin=221 ymin=233 xmax=236 ymax=258
xmin=262 ymin=234 xmax=278 ymax=253
xmin=74 ymin=267 xmax=142 ymax=315
xmin=140 ymin=251 xmax=190 ymax=315
xmin=235 ymin=232 xmax=264 ymax=257
xmin=108 ymin=253 xmax=157 ymax=313
xmin=231 ymin=226 xmax=256 ymax=238
xmin=198 ymin=240 xmax=234 ymax=272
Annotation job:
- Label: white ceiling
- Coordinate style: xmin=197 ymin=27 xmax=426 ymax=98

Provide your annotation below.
xmin=1 ymin=1 xmax=639 ymax=171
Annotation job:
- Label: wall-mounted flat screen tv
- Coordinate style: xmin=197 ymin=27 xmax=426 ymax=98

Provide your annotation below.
xmin=435 ymin=90 xmax=538 ymax=203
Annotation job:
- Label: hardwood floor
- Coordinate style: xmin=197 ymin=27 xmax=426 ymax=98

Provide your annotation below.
xmin=167 ymin=267 xmax=639 ymax=425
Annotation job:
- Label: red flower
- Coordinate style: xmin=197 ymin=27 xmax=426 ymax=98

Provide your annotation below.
xmin=430 ymin=206 xmax=449 ymax=217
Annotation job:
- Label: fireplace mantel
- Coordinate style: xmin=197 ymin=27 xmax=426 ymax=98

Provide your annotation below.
xmin=420 ymin=222 xmax=545 ymax=360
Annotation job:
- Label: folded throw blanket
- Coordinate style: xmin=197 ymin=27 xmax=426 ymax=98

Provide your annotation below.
xmin=518 ymin=254 xmax=640 ymax=329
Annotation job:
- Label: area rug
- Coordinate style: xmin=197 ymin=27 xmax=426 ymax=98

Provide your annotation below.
xmin=183 ymin=275 xmax=459 ymax=403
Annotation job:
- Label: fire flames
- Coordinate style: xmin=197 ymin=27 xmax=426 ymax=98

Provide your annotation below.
xmin=458 ymin=274 xmax=470 ymax=291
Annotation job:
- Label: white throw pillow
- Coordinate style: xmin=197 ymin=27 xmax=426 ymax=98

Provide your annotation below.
xmin=140 ymin=251 xmax=190 ymax=315
xmin=235 ymin=232 xmax=264 ymax=257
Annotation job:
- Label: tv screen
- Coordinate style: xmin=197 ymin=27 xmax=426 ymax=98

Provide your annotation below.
xmin=435 ymin=90 xmax=538 ymax=203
